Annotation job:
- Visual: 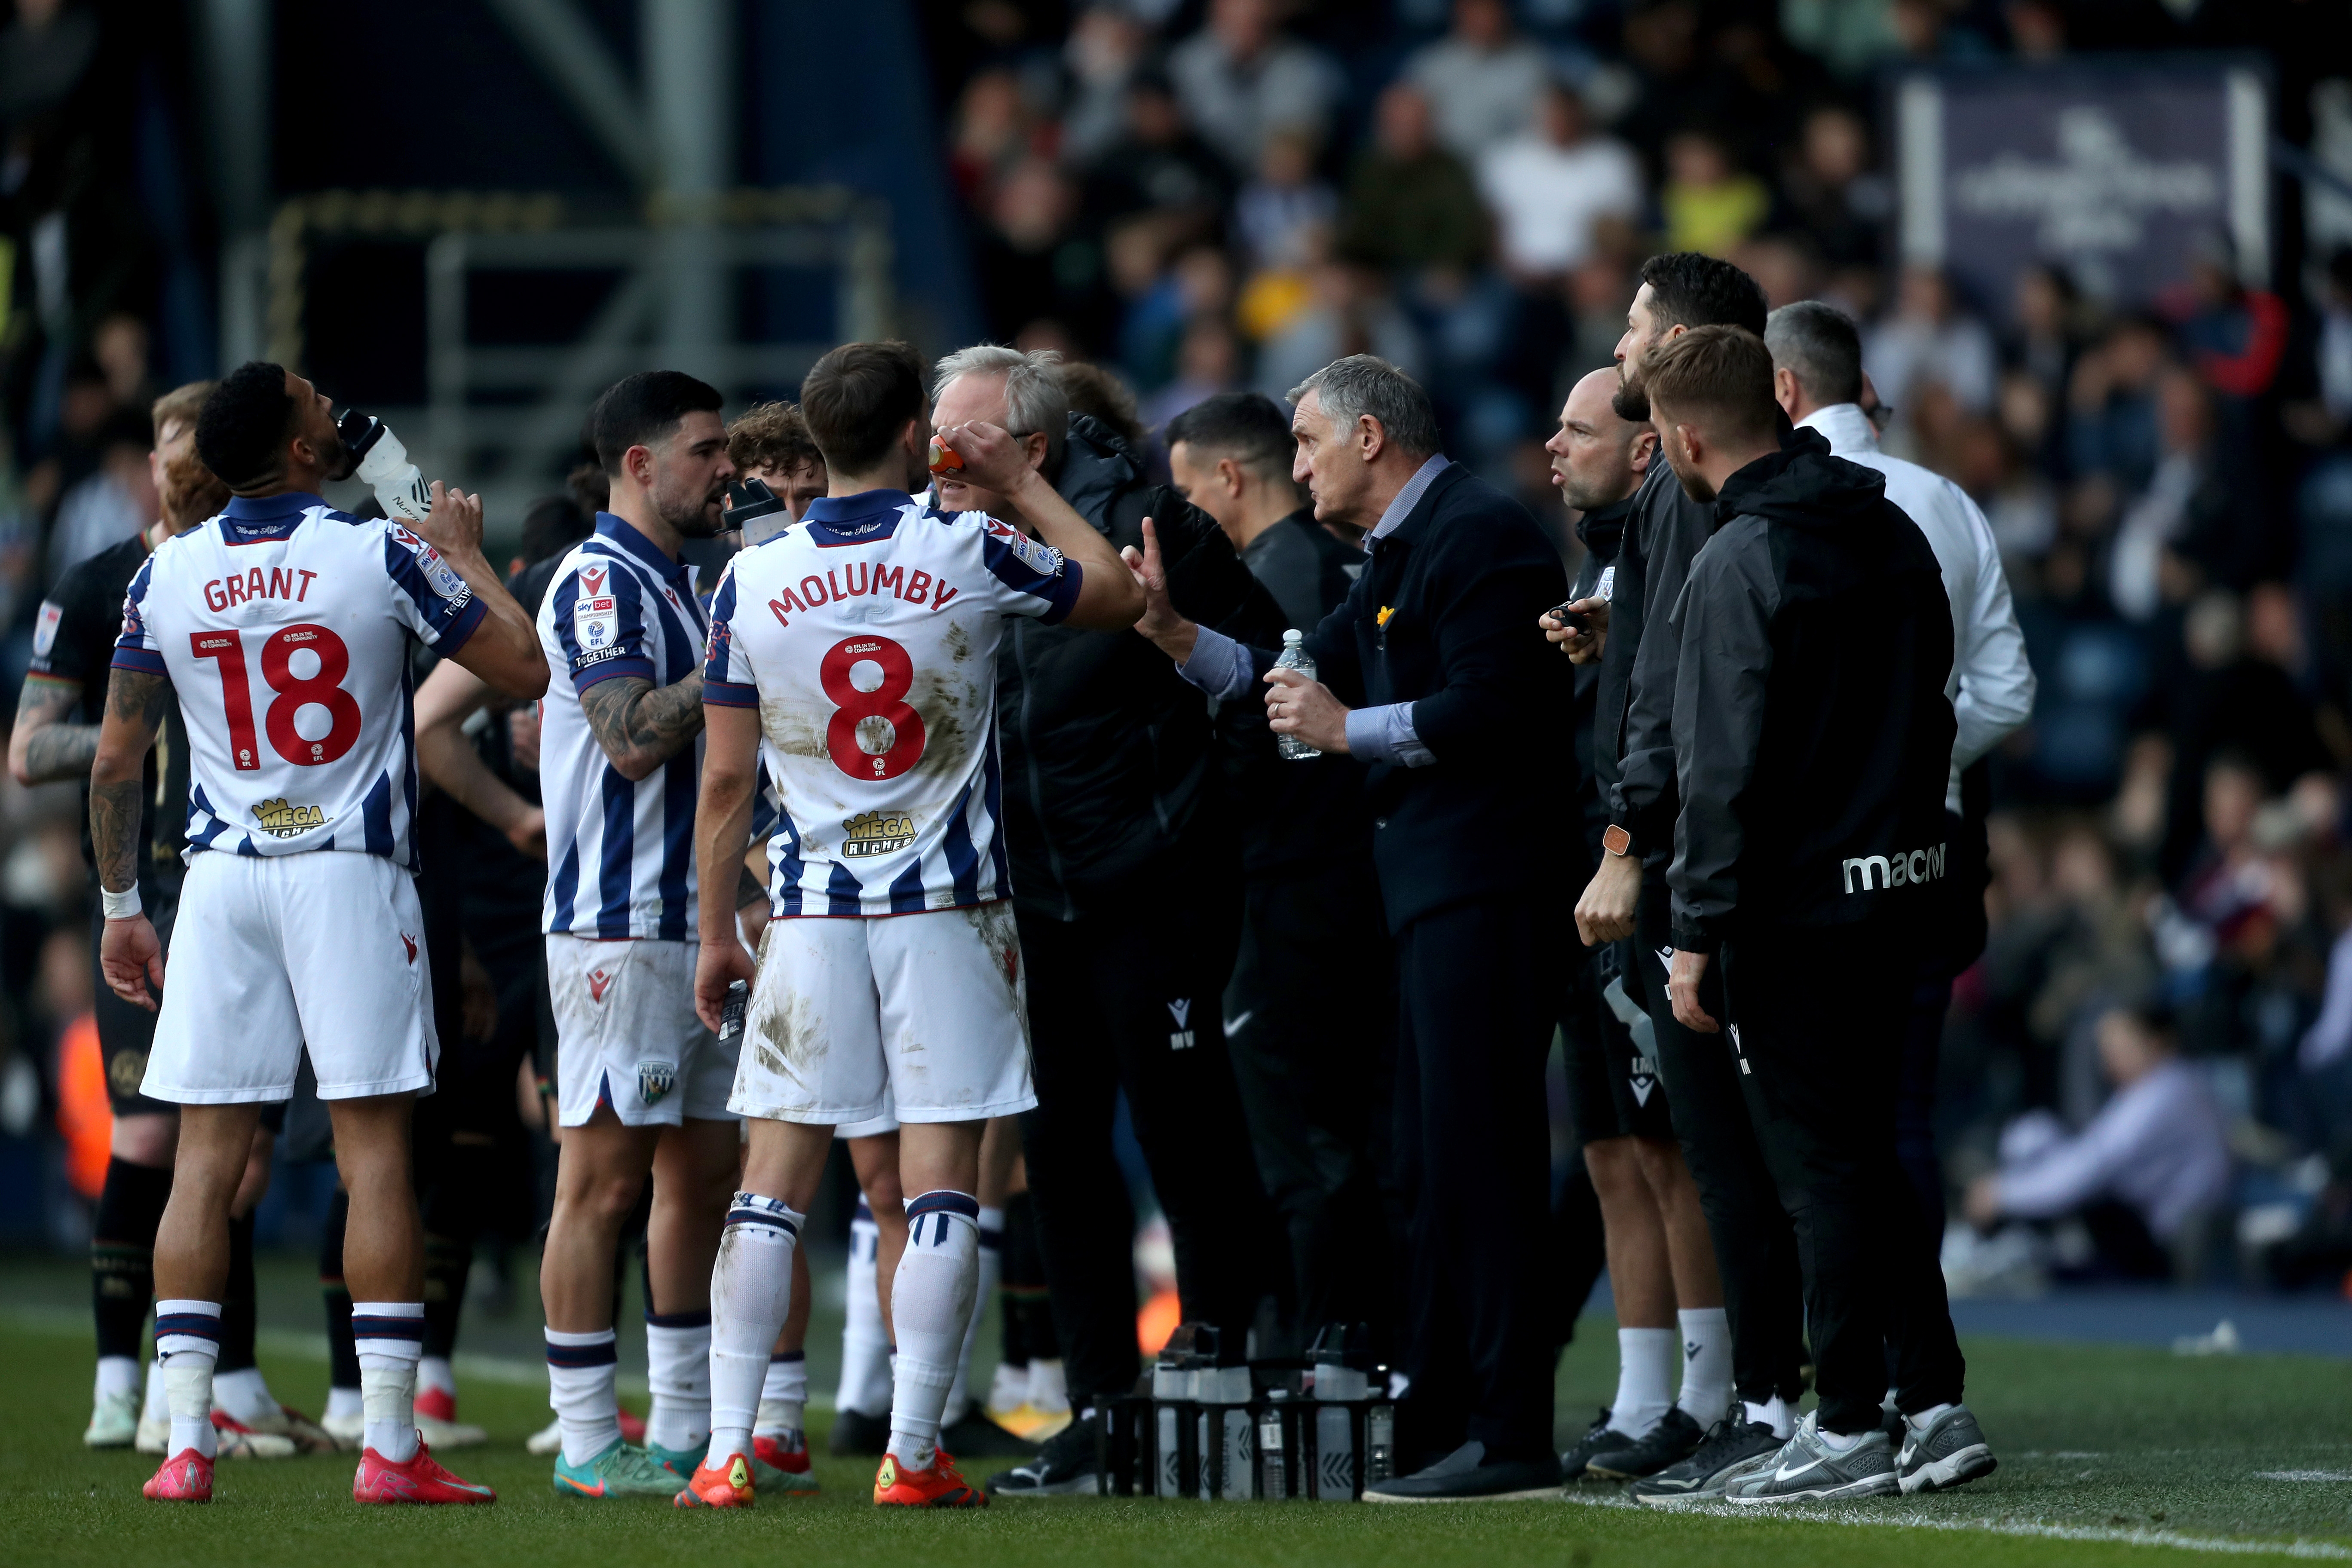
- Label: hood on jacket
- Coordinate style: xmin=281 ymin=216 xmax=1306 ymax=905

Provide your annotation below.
xmin=1713 ymin=426 xmax=1890 ymax=537
xmin=1051 ymin=413 xmax=1139 ymax=531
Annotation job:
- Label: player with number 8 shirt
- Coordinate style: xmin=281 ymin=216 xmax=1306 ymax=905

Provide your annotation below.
xmin=680 ymin=341 xmax=1142 ymax=1510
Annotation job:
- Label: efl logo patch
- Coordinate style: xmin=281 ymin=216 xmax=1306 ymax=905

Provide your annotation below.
xmin=31 ymin=600 xmax=61 ymax=658
xmin=587 ymin=968 xmax=615 ymax=1004
xmin=576 ymin=591 xmax=618 ymax=649
xmin=638 ymin=1060 xmax=676 ymax=1104
xmin=1167 ymin=998 xmax=1195 ymax=1051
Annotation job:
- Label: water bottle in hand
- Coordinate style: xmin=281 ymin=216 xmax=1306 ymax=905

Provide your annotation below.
xmin=337 ymin=410 xmax=433 ymax=524
xmin=1273 ymin=629 xmax=1320 ymax=761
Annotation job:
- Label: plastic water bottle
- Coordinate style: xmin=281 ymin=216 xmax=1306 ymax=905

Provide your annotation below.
xmin=337 ymin=410 xmax=432 ymax=524
xmin=1272 ymin=630 xmax=1320 ymax=761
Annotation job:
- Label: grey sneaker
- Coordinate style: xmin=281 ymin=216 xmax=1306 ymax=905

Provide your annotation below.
xmin=1896 ymin=1404 xmax=1997 ymax=1494
xmin=1725 ymin=1412 xmax=1898 ymax=1504
xmin=1629 ymin=1417 xmax=1782 ymax=1506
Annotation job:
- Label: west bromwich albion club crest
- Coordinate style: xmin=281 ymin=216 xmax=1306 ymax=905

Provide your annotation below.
xmin=638 ymin=1060 xmax=676 ymax=1105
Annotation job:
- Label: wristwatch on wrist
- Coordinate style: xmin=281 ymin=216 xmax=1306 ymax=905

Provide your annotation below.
xmin=1602 ymin=824 xmax=1632 ymax=858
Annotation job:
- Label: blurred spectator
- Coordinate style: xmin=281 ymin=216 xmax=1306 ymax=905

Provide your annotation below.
xmin=1234 ymin=128 xmax=1335 ymax=272
xmin=1476 ymin=83 xmax=1644 ymax=282
xmin=1254 ymin=261 xmax=1424 ymax=400
xmin=1141 ymin=316 xmax=1244 ymax=432
xmin=1337 ymin=83 xmax=1488 ymax=273
xmin=2005 ymin=0 xmax=2068 ymax=61
xmin=2159 ymin=594 xmax=2331 ymax=881
xmin=1120 ymin=244 xmax=1234 ymax=392
xmin=1059 ymin=358 xmax=1151 ymax=453
xmin=1965 ymin=1002 xmax=2231 ymax=1280
xmin=1658 ymin=129 xmax=1769 ymax=258
xmin=1774 ymin=105 xmax=1886 ymax=272
xmin=1081 ymin=70 xmax=1232 ymax=236
xmin=975 ymin=157 xmax=1116 ymax=347
xmin=1869 ymin=267 xmax=2000 ymax=443
xmin=46 ymin=408 xmax=153 ymax=582
xmin=1402 ymin=0 xmax=1553 ymax=160
xmin=948 ymin=67 xmax=1044 ymax=208
xmin=2005 ymin=263 xmax=2085 ymax=408
xmin=1060 ymin=4 xmax=1153 ymax=165
xmin=2283 ymin=247 xmax=2352 ymax=450
xmin=2108 ymin=371 xmax=2260 ymax=619
xmin=1168 ymin=0 xmax=1341 ymax=174
xmin=90 ymin=315 xmax=153 ymax=412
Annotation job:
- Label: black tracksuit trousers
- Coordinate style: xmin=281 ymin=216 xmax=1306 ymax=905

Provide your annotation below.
xmin=1392 ymin=893 xmax=1560 ymax=1466
xmin=1017 ymin=887 xmax=1275 ymax=1407
xmin=1718 ymin=922 xmax=1967 ymax=1435
xmin=1634 ymin=877 xmax=1808 ymax=1406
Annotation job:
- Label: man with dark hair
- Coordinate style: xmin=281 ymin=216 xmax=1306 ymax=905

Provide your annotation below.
xmin=1130 ymin=353 xmax=1574 ymax=1502
xmin=1767 ymin=299 xmax=2035 ymax=1242
xmin=1165 ymin=389 xmax=1390 ymax=1355
xmin=927 ymin=346 xmax=1289 ymax=1500
xmin=799 ymin=341 xmax=929 ymax=474
xmin=96 ymin=362 xmax=543 ymax=1505
xmin=1559 ymin=253 xmax=1809 ymax=1505
xmin=1165 ymin=392 xmax=1356 ymax=631
xmin=533 ymin=369 xmax=768 ymax=1500
xmin=1642 ymin=324 xmax=1993 ymax=1502
xmin=12 ymin=382 xmax=327 ymax=1460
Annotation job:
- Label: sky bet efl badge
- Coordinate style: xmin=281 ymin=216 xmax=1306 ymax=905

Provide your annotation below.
xmin=637 ymin=1059 xmax=676 ymax=1105
xmin=575 ymin=566 xmax=616 ymax=650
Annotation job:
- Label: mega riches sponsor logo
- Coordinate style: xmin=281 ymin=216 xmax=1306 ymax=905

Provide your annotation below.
xmin=842 ymin=809 xmax=916 ymax=858
xmin=253 ymin=799 xmax=331 ymax=838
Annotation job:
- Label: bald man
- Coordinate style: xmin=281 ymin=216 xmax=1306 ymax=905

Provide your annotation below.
xmin=1535 ymin=374 xmax=1732 ymax=1488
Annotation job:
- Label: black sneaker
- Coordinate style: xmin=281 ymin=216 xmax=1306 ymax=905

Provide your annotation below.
xmin=985 ymin=1417 xmax=1099 ymax=1497
xmin=1629 ymin=1417 xmax=1782 ymax=1505
xmin=939 ymin=1407 xmax=1037 ymax=1458
xmin=1362 ymin=1441 xmax=1563 ymax=1502
xmin=1587 ymin=1406 xmax=1705 ymax=1480
xmin=1558 ymin=1408 xmax=1621 ymax=1482
xmin=827 ymin=1407 xmax=890 ymax=1458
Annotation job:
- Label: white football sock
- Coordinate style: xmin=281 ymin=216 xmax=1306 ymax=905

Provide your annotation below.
xmin=835 ymin=1198 xmax=893 ymax=1415
xmin=212 ymin=1365 xmax=275 ymax=1424
xmin=156 ymin=1300 xmax=221 ymax=1460
xmin=707 ymin=1193 xmax=801 ymax=1467
xmin=1027 ymin=1357 xmax=1069 ymax=1414
xmin=1608 ymin=1327 xmax=1675 ymax=1438
xmin=545 ymin=1326 xmax=621 ymax=1467
xmin=1675 ymin=1307 xmax=1732 ymax=1427
xmin=644 ymin=1310 xmax=713 ymax=1452
xmin=941 ymin=1204 xmax=1003 ymax=1423
xmin=418 ymin=1355 xmax=457 ymax=1397
xmin=1816 ymin=1423 xmax=1864 ymax=1450
xmin=1745 ymin=1394 xmax=1794 ymax=1439
xmin=353 ymin=1302 xmax=424 ymax=1463
xmin=757 ymin=1351 xmax=808 ymax=1436
xmin=141 ymin=1358 xmax=168 ymax=1425
xmin=1907 ymin=1401 xmax=1955 ymax=1429
xmin=885 ymin=1191 xmax=981 ymax=1472
xmin=95 ymin=1355 xmax=140 ymax=1403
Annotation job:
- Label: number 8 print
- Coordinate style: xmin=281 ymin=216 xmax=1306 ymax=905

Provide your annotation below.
xmin=819 ymin=634 xmax=926 ymax=781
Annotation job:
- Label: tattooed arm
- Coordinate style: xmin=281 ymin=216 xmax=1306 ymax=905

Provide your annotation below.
xmin=8 ymin=674 xmax=98 ymax=786
xmin=579 ymin=670 xmax=706 ymax=783
xmin=93 ymin=665 xmax=173 ymax=1011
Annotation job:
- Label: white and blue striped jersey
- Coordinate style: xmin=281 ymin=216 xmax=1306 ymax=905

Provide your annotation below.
xmin=704 ymin=488 xmax=1081 ymax=916
xmin=111 ymin=491 xmax=487 ymax=867
xmin=537 ymin=514 xmax=709 ymax=940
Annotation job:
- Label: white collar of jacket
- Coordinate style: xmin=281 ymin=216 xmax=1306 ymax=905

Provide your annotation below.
xmin=1796 ymin=402 xmax=1880 ymax=459
xmin=1368 ymin=453 xmax=1453 ymax=542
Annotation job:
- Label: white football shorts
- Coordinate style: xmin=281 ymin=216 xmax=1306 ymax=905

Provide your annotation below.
xmin=548 ymin=934 xmax=738 ymax=1127
xmin=142 ymin=849 xmax=437 ymax=1104
xmin=731 ymin=900 xmax=1036 ymax=1125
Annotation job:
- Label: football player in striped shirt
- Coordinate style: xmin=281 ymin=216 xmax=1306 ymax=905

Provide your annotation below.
xmin=95 ymin=363 xmax=545 ymax=1503
xmin=675 ymin=341 xmax=1141 ymax=1508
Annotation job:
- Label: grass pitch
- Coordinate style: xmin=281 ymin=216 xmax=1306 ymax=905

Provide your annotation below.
xmin=1 ymin=1305 xmax=2347 ymax=1567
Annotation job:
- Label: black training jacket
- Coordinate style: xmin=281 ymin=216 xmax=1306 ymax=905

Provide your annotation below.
xmin=1665 ymin=435 xmax=1956 ymax=953
xmin=1604 ymin=456 xmax=1718 ymax=867
xmin=995 ymin=413 xmax=1290 ymax=920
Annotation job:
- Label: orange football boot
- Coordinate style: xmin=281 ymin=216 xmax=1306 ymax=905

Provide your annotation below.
xmin=874 ymin=1448 xmax=986 ymax=1508
xmin=674 ymin=1449 xmax=757 ymax=1509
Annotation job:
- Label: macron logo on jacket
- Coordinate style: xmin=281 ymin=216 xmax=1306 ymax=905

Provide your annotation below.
xmin=1842 ymin=842 xmax=1948 ymax=894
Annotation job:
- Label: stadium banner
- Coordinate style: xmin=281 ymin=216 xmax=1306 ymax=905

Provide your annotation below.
xmin=1892 ymin=58 xmax=2271 ymax=311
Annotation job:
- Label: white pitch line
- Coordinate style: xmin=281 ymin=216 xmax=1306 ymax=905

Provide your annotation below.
xmin=1558 ymin=1489 xmax=2352 ymax=1558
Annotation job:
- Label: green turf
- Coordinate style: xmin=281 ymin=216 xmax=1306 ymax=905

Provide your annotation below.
xmin=2 ymin=1307 xmax=2347 ymax=1566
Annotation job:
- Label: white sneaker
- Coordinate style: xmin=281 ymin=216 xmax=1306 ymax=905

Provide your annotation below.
xmin=985 ymin=1362 xmax=1028 ymax=1422
xmin=526 ymin=1415 xmax=564 ymax=1456
xmin=209 ymin=1410 xmax=299 ymax=1459
xmin=239 ymin=1402 xmax=343 ymax=1454
xmin=85 ymin=1389 xmax=139 ymax=1449
xmin=320 ymin=1409 xmax=366 ymax=1450
xmin=417 ymin=1412 xmax=489 ymax=1449
xmin=135 ymin=1412 xmax=169 ymax=1455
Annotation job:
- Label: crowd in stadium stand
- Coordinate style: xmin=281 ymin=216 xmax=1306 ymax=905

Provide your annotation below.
xmin=2 ymin=0 xmax=2351 ymax=1300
